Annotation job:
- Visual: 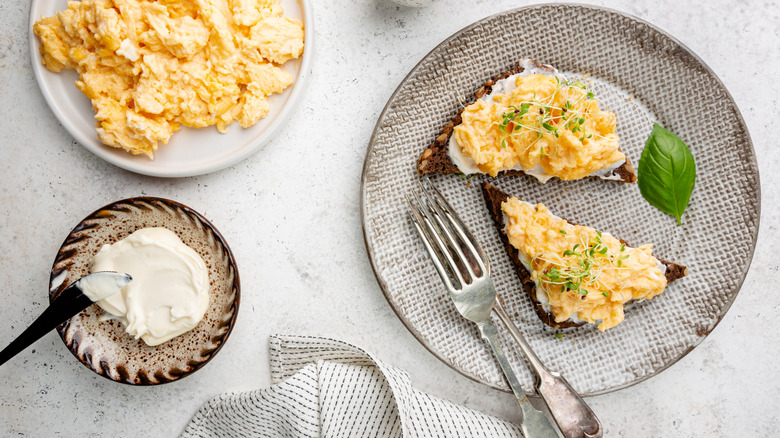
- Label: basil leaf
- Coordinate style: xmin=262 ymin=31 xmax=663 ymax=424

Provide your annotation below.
xmin=637 ymin=123 xmax=696 ymax=225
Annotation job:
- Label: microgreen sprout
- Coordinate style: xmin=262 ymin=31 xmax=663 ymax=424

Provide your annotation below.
xmin=534 ymin=232 xmax=630 ymax=299
xmin=498 ymin=103 xmax=531 ymax=148
xmin=497 ymin=77 xmax=600 ymax=147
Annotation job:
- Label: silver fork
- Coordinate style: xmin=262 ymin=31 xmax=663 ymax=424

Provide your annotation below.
xmin=406 ymin=179 xmax=602 ymax=438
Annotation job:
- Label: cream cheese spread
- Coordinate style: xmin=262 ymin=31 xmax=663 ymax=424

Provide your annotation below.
xmin=89 ymin=227 xmax=210 ymax=346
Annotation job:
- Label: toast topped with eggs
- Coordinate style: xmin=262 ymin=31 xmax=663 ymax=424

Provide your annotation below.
xmin=417 ymin=60 xmax=637 ymax=183
xmin=481 ymin=182 xmax=687 ymax=331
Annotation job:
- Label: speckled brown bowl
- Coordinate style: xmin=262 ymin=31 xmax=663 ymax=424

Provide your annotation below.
xmin=49 ymin=198 xmax=240 ymax=385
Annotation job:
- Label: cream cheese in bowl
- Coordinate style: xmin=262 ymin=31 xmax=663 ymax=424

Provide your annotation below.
xmin=49 ymin=197 xmax=238 ymax=385
xmin=89 ymin=227 xmax=210 ymax=346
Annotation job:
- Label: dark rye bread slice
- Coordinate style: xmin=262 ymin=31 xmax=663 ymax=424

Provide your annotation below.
xmin=481 ymin=182 xmax=688 ymax=329
xmin=417 ymin=60 xmax=637 ymax=183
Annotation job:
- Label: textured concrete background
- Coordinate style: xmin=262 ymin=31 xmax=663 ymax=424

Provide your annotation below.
xmin=1 ymin=0 xmax=777 ymax=436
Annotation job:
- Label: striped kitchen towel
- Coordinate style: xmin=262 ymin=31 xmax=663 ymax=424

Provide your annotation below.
xmin=181 ymin=334 xmax=522 ymax=437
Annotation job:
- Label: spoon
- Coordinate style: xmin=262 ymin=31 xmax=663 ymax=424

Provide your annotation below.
xmin=0 ymin=272 xmax=132 ymax=367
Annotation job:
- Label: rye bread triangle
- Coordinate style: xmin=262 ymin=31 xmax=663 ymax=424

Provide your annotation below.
xmin=417 ymin=60 xmax=637 ymax=183
xmin=481 ymin=182 xmax=688 ymax=329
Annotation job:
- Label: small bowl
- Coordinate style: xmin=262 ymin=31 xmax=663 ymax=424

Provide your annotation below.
xmin=49 ymin=198 xmax=240 ymax=385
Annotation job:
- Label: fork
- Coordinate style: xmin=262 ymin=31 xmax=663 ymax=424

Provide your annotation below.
xmin=406 ymin=178 xmax=602 ymax=438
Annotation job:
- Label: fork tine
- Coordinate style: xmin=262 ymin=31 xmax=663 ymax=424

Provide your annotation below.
xmin=409 ymin=188 xmax=469 ymax=288
xmin=423 ymin=179 xmax=489 ymax=276
xmin=417 ymin=180 xmax=477 ymax=283
xmin=406 ymin=193 xmax=462 ymax=292
xmin=412 ymin=185 xmax=479 ymax=287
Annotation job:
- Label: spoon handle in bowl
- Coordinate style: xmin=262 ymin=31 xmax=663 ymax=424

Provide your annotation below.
xmin=0 ymin=284 xmax=92 ymax=367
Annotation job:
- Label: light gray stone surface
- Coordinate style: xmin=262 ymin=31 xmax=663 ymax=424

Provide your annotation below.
xmin=1 ymin=0 xmax=777 ymax=436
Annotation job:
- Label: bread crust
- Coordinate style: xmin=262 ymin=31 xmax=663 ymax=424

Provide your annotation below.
xmin=417 ymin=60 xmax=637 ymax=183
xmin=481 ymin=182 xmax=687 ymax=329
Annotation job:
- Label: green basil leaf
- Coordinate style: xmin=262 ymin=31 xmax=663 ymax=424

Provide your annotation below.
xmin=637 ymin=123 xmax=696 ymax=225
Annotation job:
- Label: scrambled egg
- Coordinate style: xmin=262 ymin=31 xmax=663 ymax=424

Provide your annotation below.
xmin=502 ymin=198 xmax=667 ymax=331
xmin=33 ymin=0 xmax=304 ymax=158
xmin=454 ymin=74 xmax=623 ymax=179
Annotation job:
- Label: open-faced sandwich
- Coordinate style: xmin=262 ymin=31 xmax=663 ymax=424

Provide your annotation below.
xmin=481 ymin=182 xmax=687 ymax=331
xmin=418 ymin=59 xmax=636 ymax=183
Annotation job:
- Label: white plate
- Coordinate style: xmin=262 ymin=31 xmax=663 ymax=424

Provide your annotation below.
xmin=29 ymin=0 xmax=313 ymax=177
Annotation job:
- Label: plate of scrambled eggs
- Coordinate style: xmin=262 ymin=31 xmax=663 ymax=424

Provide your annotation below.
xmin=30 ymin=0 xmax=312 ymax=177
xmin=362 ymin=4 xmax=759 ymax=395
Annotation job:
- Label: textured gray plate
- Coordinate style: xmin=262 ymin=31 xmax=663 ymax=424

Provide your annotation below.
xmin=49 ymin=198 xmax=240 ymax=385
xmin=361 ymin=4 xmax=759 ymax=395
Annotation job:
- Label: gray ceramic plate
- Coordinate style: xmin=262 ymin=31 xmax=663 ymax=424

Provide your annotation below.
xmin=49 ymin=198 xmax=240 ymax=385
xmin=361 ymin=4 xmax=759 ymax=395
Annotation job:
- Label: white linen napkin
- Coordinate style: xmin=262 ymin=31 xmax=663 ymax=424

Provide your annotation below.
xmin=181 ymin=334 xmax=522 ymax=437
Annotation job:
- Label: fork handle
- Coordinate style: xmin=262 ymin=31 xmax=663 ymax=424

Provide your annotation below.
xmin=493 ymin=300 xmax=602 ymax=438
xmin=476 ymin=320 xmax=560 ymax=438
